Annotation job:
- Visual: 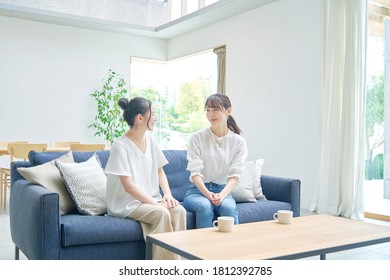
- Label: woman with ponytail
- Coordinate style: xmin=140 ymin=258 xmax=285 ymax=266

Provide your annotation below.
xmin=105 ymin=97 xmax=186 ymax=259
xmin=183 ymin=93 xmax=248 ymax=228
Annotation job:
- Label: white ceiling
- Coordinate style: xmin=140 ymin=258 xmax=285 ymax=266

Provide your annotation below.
xmin=0 ymin=0 xmax=278 ymax=39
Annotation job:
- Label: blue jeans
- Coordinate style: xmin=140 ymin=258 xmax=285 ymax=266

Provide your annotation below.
xmin=182 ymin=182 xmax=239 ymax=229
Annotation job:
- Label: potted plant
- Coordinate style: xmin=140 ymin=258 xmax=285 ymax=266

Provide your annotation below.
xmin=88 ymin=69 xmax=128 ymax=146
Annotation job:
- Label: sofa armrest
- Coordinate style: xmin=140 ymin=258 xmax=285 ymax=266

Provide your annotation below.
xmin=11 ymin=161 xmax=32 ymax=185
xmin=261 ymin=175 xmax=301 ymax=217
xmin=10 ymin=179 xmax=61 ymax=259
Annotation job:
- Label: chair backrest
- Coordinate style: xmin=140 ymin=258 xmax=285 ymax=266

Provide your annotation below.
xmin=69 ymin=143 xmax=105 ymax=151
xmin=51 ymin=141 xmax=80 ymax=148
xmin=7 ymin=143 xmax=48 ymax=161
xmin=0 ymin=141 xmax=28 ymax=148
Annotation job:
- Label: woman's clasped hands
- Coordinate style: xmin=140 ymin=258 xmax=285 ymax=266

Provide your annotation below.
xmin=208 ymin=192 xmax=225 ymax=206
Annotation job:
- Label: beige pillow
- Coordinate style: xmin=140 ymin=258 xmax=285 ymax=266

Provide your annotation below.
xmin=17 ymin=151 xmax=76 ymax=214
xmin=231 ymin=159 xmax=266 ymax=202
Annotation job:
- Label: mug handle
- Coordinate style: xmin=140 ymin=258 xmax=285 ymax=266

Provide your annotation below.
xmin=273 ymin=213 xmax=278 ymax=220
xmin=213 ymin=220 xmax=218 ymax=227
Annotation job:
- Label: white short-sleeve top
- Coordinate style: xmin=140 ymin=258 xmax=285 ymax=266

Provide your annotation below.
xmin=105 ymin=132 xmax=168 ymax=218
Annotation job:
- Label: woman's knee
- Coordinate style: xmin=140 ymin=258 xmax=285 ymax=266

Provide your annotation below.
xmin=171 ymin=205 xmax=186 ymax=216
xmin=219 ymin=198 xmax=238 ymax=216
xmin=153 ymin=206 xmax=171 ymax=220
xmin=183 ymin=195 xmax=212 ymax=211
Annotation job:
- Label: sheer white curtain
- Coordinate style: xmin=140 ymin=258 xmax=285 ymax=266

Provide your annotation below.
xmin=310 ymin=0 xmax=367 ymax=220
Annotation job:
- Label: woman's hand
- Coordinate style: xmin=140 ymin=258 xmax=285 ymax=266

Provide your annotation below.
xmin=207 ymin=192 xmax=226 ymax=206
xmin=209 ymin=192 xmax=226 ymax=206
xmin=162 ymin=194 xmax=180 ymax=209
xmin=206 ymin=191 xmax=217 ymax=203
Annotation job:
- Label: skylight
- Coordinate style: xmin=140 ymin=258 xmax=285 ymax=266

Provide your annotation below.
xmin=0 ymin=0 xmax=219 ymax=28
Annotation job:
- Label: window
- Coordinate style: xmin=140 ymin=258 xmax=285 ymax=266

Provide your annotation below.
xmin=365 ymin=37 xmax=384 ymax=180
xmin=364 ymin=0 xmax=390 ymax=219
xmin=130 ymin=50 xmax=217 ymax=149
xmin=169 ymin=0 xmax=219 ymax=21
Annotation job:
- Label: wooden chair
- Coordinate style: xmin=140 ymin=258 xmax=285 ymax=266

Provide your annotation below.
xmin=51 ymin=141 xmax=80 ymax=149
xmin=0 ymin=141 xmax=28 ymax=209
xmin=69 ymin=143 xmax=106 ymax=151
xmin=2 ymin=143 xmax=47 ymax=209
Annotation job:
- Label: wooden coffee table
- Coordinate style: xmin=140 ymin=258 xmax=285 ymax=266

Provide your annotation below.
xmin=145 ymin=214 xmax=390 ymax=260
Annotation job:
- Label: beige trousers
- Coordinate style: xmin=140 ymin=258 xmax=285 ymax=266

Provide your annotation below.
xmin=128 ymin=203 xmax=187 ymax=260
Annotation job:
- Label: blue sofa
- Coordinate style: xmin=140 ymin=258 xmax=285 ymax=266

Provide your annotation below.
xmin=10 ymin=150 xmax=300 ymax=260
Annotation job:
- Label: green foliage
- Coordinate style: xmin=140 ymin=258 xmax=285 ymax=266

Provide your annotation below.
xmin=185 ymin=110 xmax=209 ymax=133
xmin=365 ymin=73 xmax=384 ymax=180
xmin=366 ymin=154 xmax=384 ymax=180
xmin=366 ymin=73 xmax=384 ymax=137
xmin=130 ymin=87 xmax=169 ymax=132
xmin=174 ymin=78 xmax=210 ymax=132
xmin=88 ymin=69 xmax=128 ymax=145
xmin=131 ymin=77 xmax=210 ymax=148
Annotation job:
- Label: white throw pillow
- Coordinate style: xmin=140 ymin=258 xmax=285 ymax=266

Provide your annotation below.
xmin=17 ymin=151 xmax=76 ymax=214
xmin=231 ymin=159 xmax=266 ymax=202
xmin=252 ymin=159 xmax=266 ymax=200
xmin=55 ymin=154 xmax=107 ymax=216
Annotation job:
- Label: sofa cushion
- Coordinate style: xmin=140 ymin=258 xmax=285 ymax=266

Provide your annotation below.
xmin=29 ymin=151 xmax=67 ymax=165
xmin=72 ymin=150 xmax=110 ymax=167
xmin=56 ymin=155 xmax=107 ymax=216
xmin=61 ymin=215 xmax=143 ymax=247
xmin=184 ymin=209 xmax=196 ymax=230
xmin=17 ymin=151 xmax=76 ymax=214
xmin=29 ymin=150 xmax=110 ymax=168
xmin=162 ymin=150 xmax=191 ymax=202
xmin=237 ymin=200 xmax=292 ymax=224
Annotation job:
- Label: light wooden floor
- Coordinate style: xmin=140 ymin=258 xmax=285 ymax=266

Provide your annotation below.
xmin=364 ymin=180 xmax=390 ymax=221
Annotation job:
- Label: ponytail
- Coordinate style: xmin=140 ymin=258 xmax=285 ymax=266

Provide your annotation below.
xmin=227 ymin=115 xmax=242 ymax=135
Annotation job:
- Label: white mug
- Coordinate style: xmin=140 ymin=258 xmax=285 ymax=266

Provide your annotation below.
xmin=213 ymin=216 xmax=234 ymax=232
xmin=273 ymin=210 xmax=293 ymax=224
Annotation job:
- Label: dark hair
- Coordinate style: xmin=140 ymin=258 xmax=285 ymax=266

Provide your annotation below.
xmin=118 ymin=97 xmax=152 ymax=129
xmin=205 ymin=93 xmax=242 ymax=135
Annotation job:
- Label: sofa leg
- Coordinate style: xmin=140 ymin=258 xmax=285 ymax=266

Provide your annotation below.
xmin=15 ymin=246 xmax=19 ymax=260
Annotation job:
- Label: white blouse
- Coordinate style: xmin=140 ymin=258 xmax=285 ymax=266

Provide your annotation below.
xmin=105 ymin=132 xmax=167 ymax=218
xmin=187 ymin=127 xmax=248 ymax=185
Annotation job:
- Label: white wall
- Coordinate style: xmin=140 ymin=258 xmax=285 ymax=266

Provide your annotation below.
xmin=0 ymin=15 xmax=167 ymax=166
xmin=168 ymin=0 xmax=322 ymax=209
xmin=0 ymin=15 xmax=167 ymax=143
